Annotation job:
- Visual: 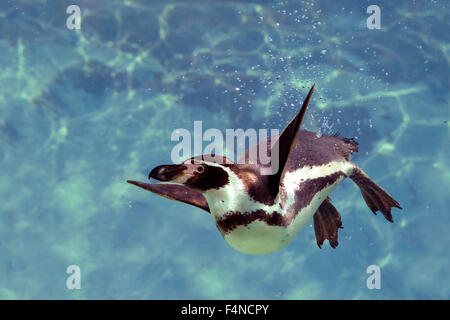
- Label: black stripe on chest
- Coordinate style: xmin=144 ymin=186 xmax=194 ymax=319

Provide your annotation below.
xmin=215 ymin=171 xmax=346 ymax=234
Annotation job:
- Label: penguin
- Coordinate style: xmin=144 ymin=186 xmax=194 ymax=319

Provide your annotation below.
xmin=127 ymin=85 xmax=402 ymax=254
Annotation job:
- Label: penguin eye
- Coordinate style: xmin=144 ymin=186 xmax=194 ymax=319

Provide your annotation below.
xmin=197 ymin=166 xmax=204 ymax=172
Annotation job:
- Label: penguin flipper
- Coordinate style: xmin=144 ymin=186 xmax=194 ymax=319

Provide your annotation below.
xmin=268 ymin=85 xmax=315 ymax=196
xmin=127 ymin=180 xmax=210 ymax=213
xmin=349 ymin=166 xmax=402 ymax=222
xmin=313 ymin=197 xmax=343 ymax=249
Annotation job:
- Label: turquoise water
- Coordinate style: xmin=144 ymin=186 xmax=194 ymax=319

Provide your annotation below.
xmin=0 ymin=0 xmax=448 ymax=299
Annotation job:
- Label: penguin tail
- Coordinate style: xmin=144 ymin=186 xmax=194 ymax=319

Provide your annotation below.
xmin=313 ymin=197 xmax=343 ymax=249
xmin=349 ymin=166 xmax=402 ymax=222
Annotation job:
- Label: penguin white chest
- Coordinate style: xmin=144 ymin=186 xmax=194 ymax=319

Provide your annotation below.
xmin=219 ymin=182 xmax=339 ymax=255
xmin=223 ymin=221 xmax=291 ymax=254
xmin=204 ymin=162 xmax=351 ymax=255
xmin=204 ymin=174 xmax=291 ymax=254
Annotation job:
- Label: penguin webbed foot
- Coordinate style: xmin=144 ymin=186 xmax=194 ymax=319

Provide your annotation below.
xmin=349 ymin=166 xmax=402 ymax=222
xmin=313 ymin=197 xmax=343 ymax=249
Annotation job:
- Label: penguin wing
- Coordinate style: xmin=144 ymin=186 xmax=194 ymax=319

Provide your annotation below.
xmin=234 ymin=85 xmax=315 ymax=202
xmin=267 ymin=85 xmax=315 ymax=195
xmin=236 ymin=85 xmax=314 ymax=172
xmin=126 ymin=180 xmax=210 ymax=213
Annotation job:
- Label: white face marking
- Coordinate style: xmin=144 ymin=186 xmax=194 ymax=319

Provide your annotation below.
xmin=169 ymin=159 xmax=206 ymax=184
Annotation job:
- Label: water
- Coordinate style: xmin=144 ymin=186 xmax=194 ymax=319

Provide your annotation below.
xmin=0 ymin=0 xmax=448 ymax=299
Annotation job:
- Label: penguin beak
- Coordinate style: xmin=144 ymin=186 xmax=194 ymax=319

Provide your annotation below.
xmin=148 ymin=164 xmax=188 ymax=182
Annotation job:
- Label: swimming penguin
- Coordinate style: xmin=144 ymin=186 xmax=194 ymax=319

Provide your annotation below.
xmin=127 ymin=85 xmax=402 ymax=254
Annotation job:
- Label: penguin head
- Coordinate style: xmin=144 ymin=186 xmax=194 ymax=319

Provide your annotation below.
xmin=149 ymin=156 xmax=231 ymax=192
